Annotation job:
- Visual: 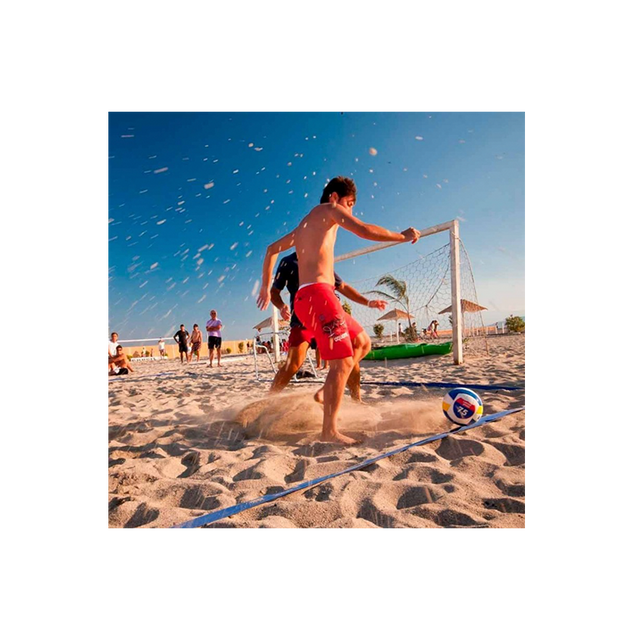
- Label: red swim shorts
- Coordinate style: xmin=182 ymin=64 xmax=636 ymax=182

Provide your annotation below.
xmin=288 ymin=325 xmax=314 ymax=348
xmin=293 ymin=283 xmax=363 ymax=360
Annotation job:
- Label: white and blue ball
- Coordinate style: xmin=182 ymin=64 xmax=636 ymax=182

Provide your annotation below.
xmin=442 ymin=388 xmax=483 ymax=426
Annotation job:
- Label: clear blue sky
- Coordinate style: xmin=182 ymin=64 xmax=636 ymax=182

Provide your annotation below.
xmin=109 ymin=112 xmax=524 ymax=340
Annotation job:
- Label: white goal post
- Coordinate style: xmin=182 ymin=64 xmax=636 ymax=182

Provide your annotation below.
xmin=271 ymin=219 xmax=471 ymax=365
xmin=334 ymin=219 xmax=464 ymax=364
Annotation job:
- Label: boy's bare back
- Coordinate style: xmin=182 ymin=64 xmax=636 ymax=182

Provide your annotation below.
xmin=294 ymin=203 xmax=343 ymax=287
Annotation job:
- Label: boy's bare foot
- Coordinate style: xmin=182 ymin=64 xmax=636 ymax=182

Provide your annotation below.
xmin=313 ymin=387 xmax=324 ymax=405
xmin=320 ymin=431 xmax=359 ymax=446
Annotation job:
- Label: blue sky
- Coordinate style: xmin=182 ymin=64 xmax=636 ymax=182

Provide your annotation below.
xmin=109 ymin=112 xmax=524 ymax=340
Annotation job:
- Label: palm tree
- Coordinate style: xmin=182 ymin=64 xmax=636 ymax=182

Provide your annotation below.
xmin=367 ymin=275 xmax=416 ymax=340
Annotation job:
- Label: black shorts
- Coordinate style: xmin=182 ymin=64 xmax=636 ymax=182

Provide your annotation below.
xmin=179 ymin=342 xmax=189 ymax=353
xmin=208 ymin=336 xmax=222 ymax=349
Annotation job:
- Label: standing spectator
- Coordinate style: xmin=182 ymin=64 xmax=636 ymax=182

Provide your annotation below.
xmin=158 ymin=338 xmax=166 ymax=357
xmin=190 ymin=324 xmax=203 ymax=362
xmin=206 ymin=309 xmax=223 ymax=367
xmin=109 ymin=332 xmax=120 ymax=356
xmin=173 ymin=324 xmax=190 ymax=364
xmin=108 ymin=332 xmax=120 ymax=374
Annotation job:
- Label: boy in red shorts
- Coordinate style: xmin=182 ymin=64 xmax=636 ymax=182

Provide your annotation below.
xmin=269 ymin=251 xmax=387 ymax=399
xmin=258 ymin=176 xmax=420 ymax=445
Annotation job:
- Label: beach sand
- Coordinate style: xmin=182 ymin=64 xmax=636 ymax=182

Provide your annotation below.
xmin=108 ymin=333 xmax=524 ymax=528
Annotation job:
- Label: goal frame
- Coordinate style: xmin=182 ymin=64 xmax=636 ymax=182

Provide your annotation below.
xmin=271 ymin=219 xmax=464 ymax=364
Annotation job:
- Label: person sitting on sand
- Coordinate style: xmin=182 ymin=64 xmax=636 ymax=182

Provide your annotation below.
xmin=427 ymin=319 xmax=439 ymax=339
xmin=109 ymin=345 xmax=134 ymax=375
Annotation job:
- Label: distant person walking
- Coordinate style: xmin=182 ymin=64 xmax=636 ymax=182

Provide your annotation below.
xmin=190 ymin=324 xmax=203 ymax=362
xmin=206 ymin=310 xmax=223 ymax=367
xmin=158 ymin=338 xmax=166 ymax=357
xmin=173 ymin=324 xmax=190 ymax=364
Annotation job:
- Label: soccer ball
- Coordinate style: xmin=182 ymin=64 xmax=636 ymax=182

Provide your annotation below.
xmin=442 ymin=388 xmax=483 ymax=426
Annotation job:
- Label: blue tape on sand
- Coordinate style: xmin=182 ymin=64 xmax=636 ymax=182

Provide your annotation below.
xmin=363 ymin=381 xmax=524 ymax=391
xmin=173 ymin=406 xmax=525 ymax=528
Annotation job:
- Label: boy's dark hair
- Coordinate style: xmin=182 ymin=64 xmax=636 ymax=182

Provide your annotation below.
xmin=193 ymin=324 xmax=199 ymax=328
xmin=320 ymin=176 xmax=357 ymax=204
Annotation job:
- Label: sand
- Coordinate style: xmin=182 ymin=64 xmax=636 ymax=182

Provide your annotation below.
xmin=108 ymin=333 xmax=524 ymax=528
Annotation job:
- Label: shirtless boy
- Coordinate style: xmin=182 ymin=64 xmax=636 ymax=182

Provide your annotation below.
xmin=108 ymin=345 xmax=134 ymax=375
xmin=258 ymin=176 xmax=420 ymax=445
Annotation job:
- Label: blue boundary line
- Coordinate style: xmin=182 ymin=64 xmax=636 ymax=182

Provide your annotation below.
xmin=279 ymin=379 xmax=524 ymax=391
xmin=363 ymin=381 xmax=524 ymax=391
xmin=109 ymin=369 xmax=523 ymax=392
xmin=172 ymin=406 xmax=524 ymax=528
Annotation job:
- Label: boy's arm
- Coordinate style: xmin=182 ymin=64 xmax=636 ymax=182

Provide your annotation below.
xmin=329 ymin=204 xmax=420 ymax=244
xmin=337 ymin=282 xmax=388 ymax=310
xmin=270 ymin=287 xmax=291 ymax=321
xmin=257 ymin=229 xmax=297 ymax=310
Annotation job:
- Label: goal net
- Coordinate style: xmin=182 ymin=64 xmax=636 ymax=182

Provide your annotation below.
xmin=333 ymin=220 xmax=488 ymax=363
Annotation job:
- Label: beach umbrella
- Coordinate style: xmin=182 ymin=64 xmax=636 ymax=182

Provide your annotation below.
xmin=376 ymin=308 xmax=414 ymax=321
xmin=438 ymin=299 xmax=487 ymax=314
xmin=376 ymin=308 xmax=414 ymax=342
xmin=253 ymin=316 xmax=290 ymax=331
xmin=438 ymin=299 xmax=487 ymax=337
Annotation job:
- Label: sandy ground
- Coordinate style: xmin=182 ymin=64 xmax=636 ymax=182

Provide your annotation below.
xmin=108 ymin=334 xmax=524 ymax=528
